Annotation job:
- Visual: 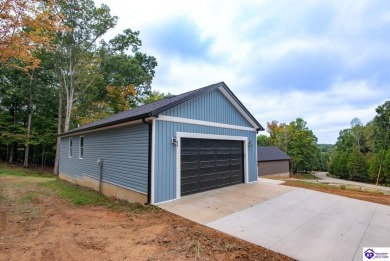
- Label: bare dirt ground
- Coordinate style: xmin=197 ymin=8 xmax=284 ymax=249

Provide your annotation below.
xmin=283 ymin=180 xmax=390 ymax=206
xmin=0 ymin=174 xmax=292 ymax=261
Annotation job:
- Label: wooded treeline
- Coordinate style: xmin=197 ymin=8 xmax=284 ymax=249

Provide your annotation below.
xmin=0 ymin=0 xmax=162 ymax=171
xmin=329 ymin=102 xmax=390 ymax=185
xmin=257 ymin=118 xmax=331 ymax=173
xmin=258 ymin=101 xmax=390 ymax=185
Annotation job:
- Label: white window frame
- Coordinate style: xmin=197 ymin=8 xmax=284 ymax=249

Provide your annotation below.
xmin=68 ymin=138 xmax=73 ymax=158
xmin=79 ymin=136 xmax=84 ymax=159
xmin=175 ymin=132 xmax=249 ymax=200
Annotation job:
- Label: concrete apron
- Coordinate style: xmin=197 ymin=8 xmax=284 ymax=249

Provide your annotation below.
xmin=157 ymin=179 xmax=296 ymax=225
xmin=159 ymin=179 xmax=390 ymax=261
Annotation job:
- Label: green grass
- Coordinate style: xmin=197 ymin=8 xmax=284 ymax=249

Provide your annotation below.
xmin=0 ymin=164 xmax=53 ymax=178
xmin=291 ymin=173 xmax=319 ymax=180
xmin=287 ymin=180 xmax=329 ymax=187
xmin=0 ymin=164 xmax=160 ymax=213
xmin=38 ymin=180 xmax=108 ymax=205
xmin=38 ymin=179 xmax=160 ymax=213
xmin=19 ymin=191 xmax=40 ymax=203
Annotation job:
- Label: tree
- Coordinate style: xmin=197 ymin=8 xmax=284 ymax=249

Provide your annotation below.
xmin=55 ymin=0 xmax=117 ymax=132
xmin=348 ymin=147 xmax=368 ymax=181
xmin=288 ymin=118 xmax=318 ymax=173
xmin=0 ymin=0 xmax=60 ymax=70
xmin=52 ymin=0 xmax=117 ymax=174
xmin=267 ymin=120 xmax=289 ymax=151
xmin=257 ymin=135 xmax=270 ymax=146
xmin=72 ymin=29 xmax=158 ymax=126
xmin=266 ymin=118 xmax=318 ymax=173
xmin=351 ymin=117 xmax=363 ymax=149
xmin=140 ymin=90 xmax=173 ymax=105
xmin=372 ymin=101 xmax=390 ymax=153
xmin=337 ymin=152 xmax=349 ymax=179
xmin=335 ymin=129 xmax=355 ymax=153
xmin=0 ymin=54 xmax=58 ymax=166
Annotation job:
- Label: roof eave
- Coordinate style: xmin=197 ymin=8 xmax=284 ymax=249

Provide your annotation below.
xmin=58 ymin=112 xmax=152 ymax=137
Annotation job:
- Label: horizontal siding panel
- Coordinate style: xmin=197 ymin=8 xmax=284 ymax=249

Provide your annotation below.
xmin=162 ymin=89 xmax=253 ymax=127
xmin=153 ymin=120 xmax=257 ymax=203
xmin=59 ymin=123 xmax=149 ymax=193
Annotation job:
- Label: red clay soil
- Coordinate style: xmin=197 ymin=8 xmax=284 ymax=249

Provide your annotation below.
xmin=283 ymin=180 xmax=390 ymax=206
xmin=0 ymin=176 xmax=293 ymax=261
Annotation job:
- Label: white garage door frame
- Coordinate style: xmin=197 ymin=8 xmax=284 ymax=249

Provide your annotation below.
xmin=175 ymin=132 xmax=249 ymax=200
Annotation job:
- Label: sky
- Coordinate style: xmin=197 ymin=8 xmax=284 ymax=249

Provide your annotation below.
xmin=95 ymin=0 xmax=390 ymax=144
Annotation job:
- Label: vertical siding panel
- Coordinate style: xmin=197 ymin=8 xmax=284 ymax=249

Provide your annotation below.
xmin=162 ymin=89 xmax=253 ymax=127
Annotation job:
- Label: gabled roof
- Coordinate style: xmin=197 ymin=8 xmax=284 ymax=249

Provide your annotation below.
xmin=60 ymin=82 xmax=264 ymax=136
xmin=257 ymin=146 xmax=291 ymax=162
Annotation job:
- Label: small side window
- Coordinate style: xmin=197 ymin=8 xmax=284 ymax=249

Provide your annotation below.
xmin=69 ymin=138 xmax=73 ymax=158
xmin=79 ymin=136 xmax=84 ymax=159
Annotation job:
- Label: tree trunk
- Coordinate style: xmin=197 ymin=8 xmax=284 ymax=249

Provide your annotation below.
xmin=8 ymin=108 xmax=17 ymax=164
xmin=63 ymin=47 xmax=75 ymax=133
xmin=24 ymin=79 xmax=33 ymax=167
xmin=8 ymin=144 xmax=14 ymax=164
xmin=41 ymin=146 xmax=45 ymax=171
xmin=53 ymin=83 xmax=63 ymax=175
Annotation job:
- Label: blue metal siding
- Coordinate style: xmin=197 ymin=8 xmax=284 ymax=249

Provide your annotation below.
xmin=59 ymin=124 xmax=149 ymax=193
xmin=153 ymin=120 xmax=257 ymax=203
xmin=161 ymin=89 xmax=253 ymax=127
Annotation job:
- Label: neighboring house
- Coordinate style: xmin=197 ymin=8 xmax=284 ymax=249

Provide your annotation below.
xmin=59 ymin=82 xmax=264 ymax=204
xmin=257 ymin=146 xmax=291 ymax=177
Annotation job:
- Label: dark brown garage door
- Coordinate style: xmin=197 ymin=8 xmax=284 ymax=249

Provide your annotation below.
xmin=181 ymin=138 xmax=244 ymax=196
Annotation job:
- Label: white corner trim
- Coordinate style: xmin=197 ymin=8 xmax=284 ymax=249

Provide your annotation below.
xmin=217 ymin=86 xmax=259 ymax=129
xmin=150 ymin=118 xmax=156 ymax=204
xmin=175 ymin=132 xmax=249 ymax=200
xmin=157 ymin=115 xmax=256 ymax=132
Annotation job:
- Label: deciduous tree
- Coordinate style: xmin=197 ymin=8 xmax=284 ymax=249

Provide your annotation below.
xmin=0 ymin=0 xmax=60 ymax=70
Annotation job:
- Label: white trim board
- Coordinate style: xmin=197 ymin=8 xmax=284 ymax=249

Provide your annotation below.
xmin=175 ymin=132 xmax=249 ymax=200
xmin=60 ymin=118 xmax=155 ymax=138
xmin=157 ymin=115 xmax=256 ymax=132
xmin=217 ymin=86 xmax=259 ymax=129
xmin=150 ymin=118 xmax=156 ymax=204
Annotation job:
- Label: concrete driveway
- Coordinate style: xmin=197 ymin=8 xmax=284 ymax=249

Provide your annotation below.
xmin=159 ymin=179 xmax=390 ymax=261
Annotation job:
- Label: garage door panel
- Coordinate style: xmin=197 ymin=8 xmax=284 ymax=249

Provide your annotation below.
xmin=181 ymin=138 xmax=199 ymax=148
xmin=181 ymin=167 xmax=199 ymax=177
xmin=181 ymin=138 xmax=244 ymax=196
xmin=198 ymin=166 xmax=215 ymax=175
xmin=182 ymin=161 xmax=199 ymax=170
xmin=198 ymin=172 xmax=216 ymax=182
xmin=182 ymin=154 xmax=199 ymax=162
xmin=181 ymin=184 xmax=198 ymax=195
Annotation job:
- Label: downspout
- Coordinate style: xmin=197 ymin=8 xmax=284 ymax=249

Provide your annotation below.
xmin=142 ymin=117 xmax=152 ymax=205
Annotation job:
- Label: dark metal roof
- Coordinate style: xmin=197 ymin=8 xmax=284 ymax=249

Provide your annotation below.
xmin=257 ymin=146 xmax=291 ymax=162
xmin=60 ymin=82 xmax=264 ymax=136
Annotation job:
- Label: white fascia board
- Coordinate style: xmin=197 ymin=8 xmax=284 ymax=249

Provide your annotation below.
xmin=60 ymin=118 xmax=155 ymax=138
xmin=157 ymin=115 xmax=256 ymax=132
xmin=217 ymin=86 xmax=259 ymax=129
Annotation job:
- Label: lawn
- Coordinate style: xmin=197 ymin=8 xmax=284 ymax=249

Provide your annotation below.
xmin=0 ymin=165 xmax=292 ymax=261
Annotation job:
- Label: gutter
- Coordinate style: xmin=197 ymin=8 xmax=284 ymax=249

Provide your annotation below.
xmin=142 ymin=117 xmax=153 ymax=205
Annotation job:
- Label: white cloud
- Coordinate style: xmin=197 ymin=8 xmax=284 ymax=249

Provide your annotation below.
xmin=94 ymin=0 xmax=390 ymax=144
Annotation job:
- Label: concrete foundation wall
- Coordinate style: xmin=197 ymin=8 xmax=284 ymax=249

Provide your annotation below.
xmin=59 ymin=173 xmax=147 ymax=204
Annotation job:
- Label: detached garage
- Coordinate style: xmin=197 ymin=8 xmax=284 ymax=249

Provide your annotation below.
xmin=257 ymin=146 xmax=291 ymax=177
xmin=59 ymin=82 xmax=263 ymax=204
